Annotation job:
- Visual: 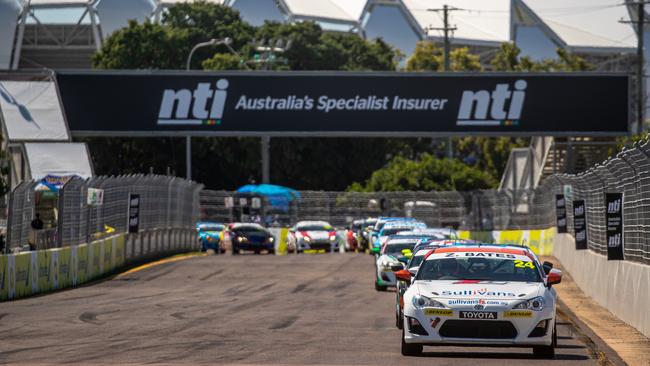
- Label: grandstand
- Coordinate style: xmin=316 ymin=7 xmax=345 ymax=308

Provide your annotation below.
xmin=0 ymin=0 xmax=644 ymax=71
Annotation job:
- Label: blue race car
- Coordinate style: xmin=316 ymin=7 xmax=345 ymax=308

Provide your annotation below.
xmin=196 ymin=222 xmax=226 ymax=253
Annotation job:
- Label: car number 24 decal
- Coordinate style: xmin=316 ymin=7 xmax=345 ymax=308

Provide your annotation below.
xmin=513 ymin=260 xmax=534 ymax=269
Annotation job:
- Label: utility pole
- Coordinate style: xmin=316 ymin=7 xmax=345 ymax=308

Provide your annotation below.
xmin=621 ymin=2 xmax=649 ymax=134
xmin=428 ymin=5 xmax=460 ymax=158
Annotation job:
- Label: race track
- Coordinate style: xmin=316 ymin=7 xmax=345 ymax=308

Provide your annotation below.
xmin=1 ymin=253 xmax=603 ymax=365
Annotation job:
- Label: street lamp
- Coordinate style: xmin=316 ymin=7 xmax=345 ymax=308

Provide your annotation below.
xmin=186 ymin=37 xmax=233 ymax=70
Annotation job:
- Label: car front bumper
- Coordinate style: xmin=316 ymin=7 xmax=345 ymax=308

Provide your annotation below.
xmin=403 ymin=305 xmax=555 ymax=346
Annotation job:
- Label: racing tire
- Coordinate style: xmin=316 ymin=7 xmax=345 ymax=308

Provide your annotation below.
xmin=401 ymin=327 xmax=422 ymax=356
xmin=375 ymin=281 xmax=387 ymax=292
xmin=268 ymin=248 xmax=275 ymax=255
xmin=532 ymin=323 xmax=556 ymax=359
xmin=232 ymin=246 xmax=240 ymax=255
xmin=254 ymin=249 xmax=261 ymax=255
xmin=396 ymin=309 xmax=403 ymax=329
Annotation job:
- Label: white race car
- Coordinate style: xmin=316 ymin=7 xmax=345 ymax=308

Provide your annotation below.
xmin=287 ymin=221 xmax=338 ymax=253
xmin=400 ymin=245 xmax=562 ymax=358
xmin=374 ymin=236 xmax=421 ymax=291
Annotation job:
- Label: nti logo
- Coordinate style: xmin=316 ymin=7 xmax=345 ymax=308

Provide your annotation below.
xmin=457 ymin=80 xmax=527 ymax=126
xmin=157 ymin=79 xmax=229 ymax=126
xmin=608 ymin=198 xmax=621 ymax=214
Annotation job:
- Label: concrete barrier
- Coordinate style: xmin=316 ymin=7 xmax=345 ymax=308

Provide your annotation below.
xmin=0 ymin=229 xmax=199 ymax=301
xmin=554 ymin=233 xmax=650 ymax=338
xmin=458 ymin=227 xmax=556 ymax=256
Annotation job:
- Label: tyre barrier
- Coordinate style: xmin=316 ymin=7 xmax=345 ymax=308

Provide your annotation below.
xmin=0 ymin=229 xmax=199 ymax=301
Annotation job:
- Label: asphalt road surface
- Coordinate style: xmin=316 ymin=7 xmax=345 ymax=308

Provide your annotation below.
xmin=1 ymin=253 xmax=607 ymax=365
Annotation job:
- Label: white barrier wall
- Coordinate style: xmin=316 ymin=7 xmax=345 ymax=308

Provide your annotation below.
xmin=554 ymin=234 xmax=650 ymax=338
xmin=1 ymin=229 xmax=199 ymax=301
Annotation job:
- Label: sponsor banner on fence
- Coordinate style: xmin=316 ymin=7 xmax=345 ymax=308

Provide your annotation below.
xmin=458 ymin=227 xmax=555 ymax=256
xmin=573 ymin=200 xmax=588 ymax=250
xmin=128 ymin=194 xmax=140 ymax=233
xmin=555 ymin=194 xmax=567 ymax=233
xmin=605 ymin=192 xmax=624 ymax=260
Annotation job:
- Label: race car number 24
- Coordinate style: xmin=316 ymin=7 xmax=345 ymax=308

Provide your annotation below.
xmin=514 ymin=260 xmax=534 ymax=269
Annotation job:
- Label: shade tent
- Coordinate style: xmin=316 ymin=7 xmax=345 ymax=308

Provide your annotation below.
xmin=24 ymin=142 xmax=93 ymax=180
xmin=518 ymin=0 xmax=636 ymax=52
xmin=237 ymin=184 xmax=301 ymax=211
xmin=0 ymin=81 xmax=70 ymax=142
xmin=283 ymin=0 xmax=360 ymax=22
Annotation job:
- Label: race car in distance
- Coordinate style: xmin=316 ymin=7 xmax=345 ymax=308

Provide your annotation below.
xmin=287 ymin=220 xmax=338 ymax=253
xmin=369 ymin=217 xmax=418 ymax=249
xmin=226 ymin=223 xmax=275 ymax=255
xmin=358 ymin=217 xmax=377 ymax=251
xmin=374 ymin=236 xmax=422 ymax=291
xmin=196 ymin=222 xmax=226 ymax=253
xmin=372 ymin=221 xmax=427 ymax=254
xmin=344 ymin=219 xmax=365 ymax=252
xmin=399 ymin=227 xmax=459 ymax=240
xmin=400 ymin=245 xmax=562 ymax=358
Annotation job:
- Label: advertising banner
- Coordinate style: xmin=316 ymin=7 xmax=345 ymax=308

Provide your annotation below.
xmin=14 ymin=253 xmax=32 ymax=297
xmin=0 ymin=255 xmax=7 ymax=300
xmin=555 ymin=194 xmax=567 ymax=233
xmin=103 ymin=239 xmax=112 ymax=272
xmin=605 ymin=192 xmax=624 ymax=260
xmin=37 ymin=250 xmax=51 ymax=292
xmin=128 ymin=194 xmax=140 ymax=233
xmin=87 ymin=188 xmax=104 ymax=205
xmin=77 ymin=244 xmax=89 ymax=284
xmin=57 ymin=71 xmax=629 ymax=136
xmin=573 ymin=200 xmax=588 ymax=250
xmin=90 ymin=241 xmax=102 ymax=279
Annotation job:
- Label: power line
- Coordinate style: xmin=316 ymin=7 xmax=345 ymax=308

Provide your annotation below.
xmin=426 ymin=5 xmax=464 ymax=72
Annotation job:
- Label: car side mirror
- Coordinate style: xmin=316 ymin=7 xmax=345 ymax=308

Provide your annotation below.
xmin=547 ymin=269 xmax=562 ymax=286
xmin=542 ymin=261 xmax=554 ymax=275
xmin=395 ymin=269 xmax=412 ymax=282
xmin=391 ymin=263 xmax=405 ymax=272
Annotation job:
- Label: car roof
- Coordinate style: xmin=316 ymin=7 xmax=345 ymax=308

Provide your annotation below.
xmin=231 ymin=223 xmax=265 ymax=229
xmin=427 ymin=245 xmax=535 ymax=261
xmin=385 ymin=237 xmax=421 ymax=245
xmin=295 ymin=220 xmax=332 ymax=226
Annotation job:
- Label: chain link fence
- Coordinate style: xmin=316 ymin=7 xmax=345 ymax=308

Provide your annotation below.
xmin=201 ymin=138 xmax=650 ymax=266
xmin=5 ymin=175 xmax=202 ymax=252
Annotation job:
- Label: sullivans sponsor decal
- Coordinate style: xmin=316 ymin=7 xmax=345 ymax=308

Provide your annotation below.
xmin=441 ymin=288 xmax=516 ymax=297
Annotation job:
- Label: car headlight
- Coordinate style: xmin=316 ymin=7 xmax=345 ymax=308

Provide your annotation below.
xmin=412 ymin=295 xmax=448 ymax=309
xmin=237 ymin=237 xmax=246 ymax=243
xmin=512 ymin=296 xmax=546 ymax=311
xmin=329 ymin=235 xmax=337 ymax=242
xmin=303 ymin=236 xmax=311 ymax=243
xmin=268 ymin=237 xmax=274 ymax=242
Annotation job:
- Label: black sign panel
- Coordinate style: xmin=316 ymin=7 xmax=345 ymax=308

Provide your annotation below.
xmin=555 ymin=194 xmax=567 ymax=233
xmin=56 ymin=71 xmax=629 ymax=136
xmin=605 ymin=193 xmax=624 ymax=260
xmin=128 ymin=194 xmax=140 ymax=234
xmin=573 ymin=200 xmax=587 ymax=250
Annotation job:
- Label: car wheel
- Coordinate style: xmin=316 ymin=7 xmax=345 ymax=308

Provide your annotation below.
xmin=232 ymin=246 xmax=239 ymax=255
xmin=395 ymin=309 xmax=402 ymax=329
xmin=254 ymin=249 xmax=261 ymax=255
xmin=401 ymin=327 xmax=422 ymax=356
xmin=532 ymin=323 xmax=556 ymax=359
xmin=375 ymin=281 xmax=387 ymax=292
xmin=268 ymin=248 xmax=275 ymax=255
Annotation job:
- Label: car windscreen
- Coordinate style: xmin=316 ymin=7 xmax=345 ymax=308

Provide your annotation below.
xmin=381 ymin=228 xmax=413 ymax=236
xmin=297 ymin=225 xmax=331 ymax=231
xmin=233 ymin=226 xmax=267 ymax=235
xmin=408 ymin=255 xmax=425 ymax=269
xmin=384 ymin=243 xmax=416 ymax=255
xmin=199 ymin=225 xmax=223 ymax=232
xmin=416 ymin=256 xmax=542 ymax=282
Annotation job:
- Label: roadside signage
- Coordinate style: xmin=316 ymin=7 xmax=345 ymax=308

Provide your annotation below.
xmin=87 ymin=188 xmax=104 ymax=206
xmin=555 ymin=194 xmax=567 ymax=233
xmin=605 ymin=192 xmax=624 ymax=260
xmin=127 ymin=194 xmax=140 ymax=233
xmin=56 ymin=71 xmax=630 ymax=136
xmin=573 ymin=200 xmax=587 ymax=250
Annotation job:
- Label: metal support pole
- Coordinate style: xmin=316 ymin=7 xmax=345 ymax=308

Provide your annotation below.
xmin=637 ymin=1 xmax=645 ymax=134
xmin=446 ymin=137 xmax=453 ymax=158
xmin=443 ymin=4 xmax=450 ymax=72
xmin=186 ymin=136 xmax=192 ymax=180
xmin=261 ymin=136 xmax=270 ymax=184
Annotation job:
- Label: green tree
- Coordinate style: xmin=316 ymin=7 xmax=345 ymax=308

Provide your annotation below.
xmin=202 ymin=53 xmax=247 ymax=70
xmin=348 ymin=154 xmax=497 ymax=192
xmin=405 ymin=41 xmax=481 ymax=71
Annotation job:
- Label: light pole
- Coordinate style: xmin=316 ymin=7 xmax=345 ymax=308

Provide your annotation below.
xmin=184 ymin=37 xmax=234 ymax=181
